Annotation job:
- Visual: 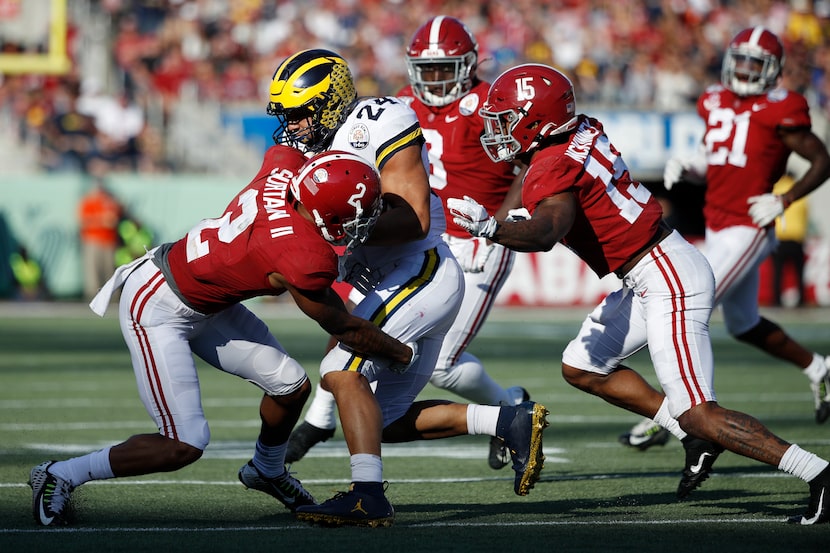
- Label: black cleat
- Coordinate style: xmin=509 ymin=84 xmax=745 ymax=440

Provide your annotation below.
xmin=285 ymin=421 xmax=336 ymax=464
xmin=497 ymin=400 xmax=549 ymax=496
xmin=788 ymin=465 xmax=830 ymax=525
xmin=677 ymin=436 xmax=723 ymax=499
xmin=238 ymin=461 xmax=316 ymax=511
xmin=489 ymin=387 xmax=531 ymax=470
xmin=29 ymin=461 xmax=74 ymax=526
xmin=295 ymin=483 xmax=394 ymax=528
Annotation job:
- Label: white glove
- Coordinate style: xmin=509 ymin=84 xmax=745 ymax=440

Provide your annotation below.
xmin=389 ymin=341 xmax=419 ymax=374
xmin=747 ymin=194 xmax=785 ymax=228
xmin=464 ymin=238 xmax=496 ymax=273
xmin=505 ymin=207 xmax=531 ymax=221
xmin=447 ymin=196 xmax=499 ymax=238
xmin=663 ymin=157 xmax=685 ymax=191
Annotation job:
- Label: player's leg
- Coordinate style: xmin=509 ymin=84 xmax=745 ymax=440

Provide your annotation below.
xmin=191 ymin=303 xmax=315 ymax=511
xmin=431 ymin=240 xmax=517 ymax=404
xmin=711 ymin=226 xmax=830 ymax=422
xmin=560 ymin=285 xmax=668 ymax=419
xmin=432 ymin=242 xmax=525 ymax=468
xmin=31 ymin=263 xmax=205 ymax=525
xmin=296 ymin=245 xmax=463 ymax=526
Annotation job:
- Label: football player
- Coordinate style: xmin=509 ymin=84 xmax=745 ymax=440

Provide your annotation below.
xmin=622 ymin=27 xmax=830 ymax=451
xmin=28 ymin=147 xmax=414 ymax=526
xmin=266 ymin=49 xmax=548 ymax=527
xmin=287 ymin=15 xmax=530 ymax=471
xmin=449 ymin=63 xmax=830 ymax=524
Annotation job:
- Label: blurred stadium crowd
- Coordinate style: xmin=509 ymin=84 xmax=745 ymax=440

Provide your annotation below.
xmin=2 ymin=0 xmax=830 ymax=174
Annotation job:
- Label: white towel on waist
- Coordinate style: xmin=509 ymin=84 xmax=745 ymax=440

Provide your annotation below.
xmin=89 ymin=252 xmax=153 ymax=316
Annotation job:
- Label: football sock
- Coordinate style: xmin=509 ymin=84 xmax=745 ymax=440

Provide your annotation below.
xmin=653 ymin=398 xmax=687 ymax=440
xmin=350 ymin=453 xmax=382 ymax=483
xmin=252 ymin=440 xmax=287 ymax=478
xmin=779 ymin=444 xmax=829 ymax=482
xmin=50 ymin=446 xmax=114 ymax=486
xmin=466 ymin=404 xmax=500 ymax=435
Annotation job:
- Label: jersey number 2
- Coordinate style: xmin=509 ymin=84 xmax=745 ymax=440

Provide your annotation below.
xmin=185 ymin=189 xmax=258 ymax=262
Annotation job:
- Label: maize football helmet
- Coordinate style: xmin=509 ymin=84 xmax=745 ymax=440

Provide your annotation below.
xmin=405 ymin=15 xmax=478 ymax=107
xmin=479 ymin=64 xmax=578 ymax=163
xmin=291 ymin=150 xmax=382 ymax=252
xmin=721 ymin=26 xmax=784 ymax=97
xmin=268 ymin=49 xmax=357 ymax=152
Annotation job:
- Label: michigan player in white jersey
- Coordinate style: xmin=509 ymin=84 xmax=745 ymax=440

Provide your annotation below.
xmin=288 ymin=16 xmax=530 ymax=471
xmin=264 ymin=49 xmax=549 ymax=527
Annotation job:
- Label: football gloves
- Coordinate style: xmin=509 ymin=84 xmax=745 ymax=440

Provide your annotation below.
xmin=663 ymin=145 xmax=708 ymax=191
xmin=747 ymin=193 xmax=786 ymax=228
xmin=389 ymin=341 xmax=419 ymax=374
xmin=505 ymin=208 xmax=531 ymax=221
xmin=447 ymin=196 xmax=499 ymax=238
xmin=454 ymin=237 xmax=495 ymax=273
xmin=663 ymin=157 xmax=685 ymax=191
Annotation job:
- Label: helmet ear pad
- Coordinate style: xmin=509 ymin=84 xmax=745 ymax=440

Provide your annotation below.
xmin=292 ymin=150 xmax=383 ymax=252
xmin=267 ymin=49 xmax=357 ymax=151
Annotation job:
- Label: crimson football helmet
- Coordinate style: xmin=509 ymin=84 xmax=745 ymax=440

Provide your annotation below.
xmin=721 ymin=26 xmax=784 ymax=97
xmin=291 ymin=150 xmax=382 ymax=252
xmin=267 ymin=49 xmax=357 ymax=152
xmin=479 ymin=64 xmax=578 ymax=163
xmin=405 ymin=15 xmax=478 ymax=107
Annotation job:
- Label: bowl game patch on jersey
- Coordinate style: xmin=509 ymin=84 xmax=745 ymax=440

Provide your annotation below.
xmin=459 ymin=92 xmax=479 ymax=116
xmin=348 ymin=123 xmax=369 ymax=149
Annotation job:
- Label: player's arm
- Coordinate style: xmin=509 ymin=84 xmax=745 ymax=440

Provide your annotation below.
xmin=449 ymin=192 xmax=576 ymax=253
xmin=270 ymin=273 xmax=412 ymax=364
xmin=778 ymin=127 xmax=830 ymax=204
xmin=364 ymin=144 xmax=431 ymax=245
xmin=492 ymin=161 xmax=528 ymax=221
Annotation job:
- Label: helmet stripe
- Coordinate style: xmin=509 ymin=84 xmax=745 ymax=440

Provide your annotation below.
xmin=747 ymin=26 xmax=765 ymax=47
xmin=429 ymin=15 xmax=446 ymax=45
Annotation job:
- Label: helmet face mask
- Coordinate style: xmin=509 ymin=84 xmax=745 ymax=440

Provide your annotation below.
xmin=480 ymin=64 xmax=578 ymax=163
xmin=291 ymin=151 xmax=383 ymax=253
xmin=480 ymin=109 xmax=523 ymax=163
xmin=406 ymin=15 xmax=478 ymax=107
xmin=721 ymin=27 xmax=783 ymax=97
xmin=268 ymin=49 xmax=356 ymax=152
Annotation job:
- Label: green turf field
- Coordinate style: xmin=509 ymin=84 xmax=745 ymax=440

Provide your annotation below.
xmin=1 ymin=302 xmax=828 ymax=552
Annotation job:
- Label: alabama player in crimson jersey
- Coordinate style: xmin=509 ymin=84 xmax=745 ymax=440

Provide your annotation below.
xmin=28 ymin=146 xmax=414 ymax=527
xmin=400 ymin=17 xmax=529 ymax=471
xmin=449 ymin=63 xmax=830 ymax=524
xmin=623 ymin=26 xmax=830 ymax=452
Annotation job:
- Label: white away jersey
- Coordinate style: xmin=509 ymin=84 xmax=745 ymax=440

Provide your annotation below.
xmin=330 ymin=96 xmax=446 ymax=267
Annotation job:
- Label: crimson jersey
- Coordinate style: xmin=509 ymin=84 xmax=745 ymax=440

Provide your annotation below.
xmin=697 ymin=84 xmax=811 ymax=231
xmin=164 ymin=145 xmax=338 ymax=313
xmin=398 ymin=81 xmax=516 ymax=238
xmin=522 ymin=115 xmax=663 ymax=277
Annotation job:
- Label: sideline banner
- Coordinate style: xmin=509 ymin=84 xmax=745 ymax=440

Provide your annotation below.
xmin=1 ymin=175 xmax=829 ymax=306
